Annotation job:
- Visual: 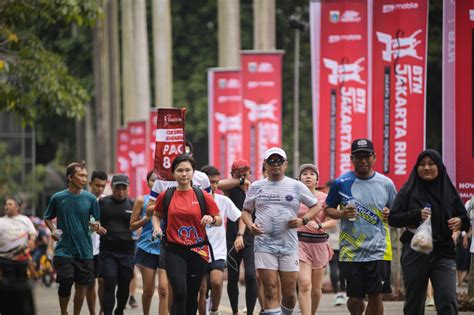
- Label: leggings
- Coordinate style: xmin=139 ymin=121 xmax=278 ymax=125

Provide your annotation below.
xmin=328 ymin=250 xmax=346 ymax=293
xmin=100 ymin=253 xmax=134 ymax=315
xmin=165 ymin=245 xmax=208 ymax=315
xmin=227 ymin=243 xmax=258 ymax=314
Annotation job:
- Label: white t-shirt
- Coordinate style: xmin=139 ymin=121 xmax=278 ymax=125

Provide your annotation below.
xmin=0 ymin=214 xmax=37 ymax=260
xmin=243 ymin=176 xmax=318 ymax=255
xmin=466 ymin=197 xmax=474 ymax=253
xmin=149 ymin=170 xmax=211 ymax=201
xmin=206 ymin=194 xmax=241 ymax=261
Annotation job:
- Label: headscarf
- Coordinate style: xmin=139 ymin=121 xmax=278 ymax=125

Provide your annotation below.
xmin=392 ymin=149 xmax=467 ymax=247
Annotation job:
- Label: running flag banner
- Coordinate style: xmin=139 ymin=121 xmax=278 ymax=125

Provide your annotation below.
xmin=149 ymin=109 xmax=158 ymax=172
xmin=116 ymin=127 xmax=131 ymax=179
xmin=241 ymin=51 xmax=284 ymax=180
xmin=208 ymin=68 xmax=243 ymax=176
xmin=128 ymin=120 xmax=148 ymax=198
xmin=154 ymin=108 xmax=187 ymax=181
xmin=442 ymin=0 xmax=474 ymax=201
xmin=371 ymin=0 xmax=428 ymax=189
xmin=310 ymin=0 xmax=370 ymax=184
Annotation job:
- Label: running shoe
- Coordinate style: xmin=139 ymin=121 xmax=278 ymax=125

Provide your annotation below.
xmin=333 ymin=293 xmax=346 ymax=306
xmin=425 ymin=297 xmax=435 ymax=307
xmin=128 ymin=295 xmax=138 ymax=308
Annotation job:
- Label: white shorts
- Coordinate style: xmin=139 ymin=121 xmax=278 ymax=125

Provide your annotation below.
xmin=255 ymin=252 xmax=299 ymax=272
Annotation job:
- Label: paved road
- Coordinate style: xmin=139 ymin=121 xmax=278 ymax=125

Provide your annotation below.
xmin=32 ymin=281 xmax=471 ymax=314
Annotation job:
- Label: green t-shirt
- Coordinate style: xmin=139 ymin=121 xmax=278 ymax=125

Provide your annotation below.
xmin=44 ymin=189 xmax=100 ymax=259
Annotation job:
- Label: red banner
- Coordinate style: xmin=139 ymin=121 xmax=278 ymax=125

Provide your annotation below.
xmin=128 ymin=121 xmax=148 ymax=198
xmin=208 ymin=68 xmax=243 ymax=177
xmin=443 ymin=0 xmax=474 ymax=201
xmin=241 ymin=51 xmax=283 ymax=180
xmin=310 ymin=0 xmax=370 ymax=184
xmin=149 ymin=109 xmax=158 ymax=172
xmin=371 ymin=0 xmax=428 ymax=189
xmin=116 ymin=127 xmax=131 ymax=179
xmin=154 ymin=108 xmax=186 ymax=181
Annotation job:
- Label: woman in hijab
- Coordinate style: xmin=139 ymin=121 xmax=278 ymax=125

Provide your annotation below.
xmin=389 ymin=149 xmax=470 ymax=315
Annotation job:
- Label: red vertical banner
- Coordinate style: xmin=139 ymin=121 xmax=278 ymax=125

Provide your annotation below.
xmin=149 ymin=109 xmax=158 ymax=172
xmin=128 ymin=121 xmax=148 ymax=198
xmin=208 ymin=68 xmax=242 ymax=177
xmin=116 ymin=127 xmax=131 ymax=179
xmin=241 ymin=51 xmax=284 ymax=180
xmin=310 ymin=0 xmax=370 ymax=184
xmin=154 ymin=108 xmax=186 ymax=181
xmin=371 ymin=0 xmax=428 ymax=189
xmin=455 ymin=0 xmax=474 ymax=200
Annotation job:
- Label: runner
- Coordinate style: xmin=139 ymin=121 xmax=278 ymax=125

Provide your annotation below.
xmin=218 ymin=159 xmax=258 ymax=315
xmin=86 ymin=170 xmax=107 ymax=315
xmin=241 ymin=147 xmax=322 ymax=314
xmin=130 ymin=170 xmax=169 ymax=315
xmin=151 ymin=154 xmax=222 ymax=315
xmin=198 ymin=165 xmax=242 ymax=315
xmin=44 ymin=162 xmax=104 ymax=315
xmin=98 ymin=174 xmax=135 ymax=315
xmin=325 ymin=139 xmax=396 ymax=315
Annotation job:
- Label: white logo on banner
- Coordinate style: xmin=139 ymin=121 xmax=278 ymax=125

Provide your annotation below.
xmin=377 ymin=29 xmax=423 ymax=62
xmin=243 ymin=99 xmax=278 ymax=122
xmin=247 ymin=81 xmax=276 ymax=89
xmin=129 ymin=152 xmax=145 ymax=167
xmin=118 ymin=156 xmax=130 ymax=172
xmin=248 ymin=62 xmax=274 ymax=73
xmin=130 ymin=125 xmax=144 ymax=135
xmin=470 ymin=10 xmax=474 ymax=21
xmin=328 ymin=34 xmax=362 ymax=44
xmin=330 ymin=10 xmax=362 ymax=23
xmin=218 ymin=78 xmax=240 ymax=89
xmin=215 ymin=113 xmax=242 ymax=133
xmin=382 ymin=2 xmax=419 ymax=13
xmin=329 ymin=10 xmax=340 ymax=23
xmin=323 ymin=58 xmax=366 ymax=85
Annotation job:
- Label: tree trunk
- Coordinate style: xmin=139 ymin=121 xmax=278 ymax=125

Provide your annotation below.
xmin=253 ymin=0 xmax=276 ymax=50
xmin=132 ymin=0 xmax=151 ymax=119
xmin=151 ymin=0 xmax=173 ymax=108
xmin=218 ymin=0 xmax=240 ymax=67
xmin=121 ymin=0 xmax=136 ymax=123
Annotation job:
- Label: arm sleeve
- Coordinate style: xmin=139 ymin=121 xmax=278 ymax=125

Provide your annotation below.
xmin=387 ymin=190 xmax=421 ymax=228
xmin=386 ymin=180 xmax=398 ymax=208
xmin=91 ymin=197 xmax=100 ymax=221
xmin=325 ymin=182 xmax=341 ymax=209
xmin=149 ymin=180 xmax=172 ymax=201
xmin=223 ymin=196 xmax=242 ymax=222
xmin=154 ymin=191 xmax=166 ymax=216
xmin=298 ymin=182 xmax=318 ymax=207
xmin=204 ymin=193 xmax=220 ymax=216
xmin=243 ymin=184 xmax=257 ymax=211
xmin=26 ymin=218 xmax=37 ymax=236
xmin=44 ymin=195 xmax=57 ymax=220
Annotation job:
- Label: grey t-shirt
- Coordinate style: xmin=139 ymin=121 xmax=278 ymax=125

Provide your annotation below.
xmin=243 ymin=176 xmax=318 ymax=255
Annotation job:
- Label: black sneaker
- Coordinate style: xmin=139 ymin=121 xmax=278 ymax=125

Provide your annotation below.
xmin=128 ymin=295 xmax=138 ymax=308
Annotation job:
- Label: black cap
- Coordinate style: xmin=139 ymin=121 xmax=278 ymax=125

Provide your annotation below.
xmin=111 ymin=174 xmax=130 ymax=187
xmin=351 ymin=139 xmax=374 ymax=154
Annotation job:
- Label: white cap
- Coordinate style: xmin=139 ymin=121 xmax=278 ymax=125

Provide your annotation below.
xmin=263 ymin=147 xmax=287 ymax=160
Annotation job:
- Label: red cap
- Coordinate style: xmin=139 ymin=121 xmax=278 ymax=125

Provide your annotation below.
xmin=231 ymin=159 xmax=250 ymax=174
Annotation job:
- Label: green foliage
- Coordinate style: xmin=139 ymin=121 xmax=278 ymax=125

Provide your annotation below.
xmin=0 ymin=0 xmax=101 ymax=124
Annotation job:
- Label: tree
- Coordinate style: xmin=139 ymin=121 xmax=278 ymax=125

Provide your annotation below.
xmin=0 ymin=0 xmax=101 ymax=123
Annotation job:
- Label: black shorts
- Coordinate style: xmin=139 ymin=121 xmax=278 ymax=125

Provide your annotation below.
xmin=207 ymin=259 xmax=225 ymax=272
xmin=93 ymin=255 xmax=100 ymax=278
xmin=99 ymin=252 xmax=134 ymax=279
xmin=53 ymin=256 xmax=94 ymax=285
xmin=340 ymin=260 xmax=388 ymax=298
xmin=135 ymin=247 xmax=160 ymax=270
xmin=159 ymin=243 xmax=166 ymax=270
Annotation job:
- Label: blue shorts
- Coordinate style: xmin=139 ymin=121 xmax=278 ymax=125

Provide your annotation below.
xmin=135 ymin=247 xmax=160 ymax=270
xmin=207 ymin=259 xmax=226 ymax=272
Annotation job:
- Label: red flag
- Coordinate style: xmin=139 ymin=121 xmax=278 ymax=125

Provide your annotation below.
xmin=208 ymin=68 xmax=243 ymax=177
xmin=371 ymin=0 xmax=428 ymax=188
xmin=149 ymin=109 xmax=158 ymax=172
xmin=310 ymin=0 xmax=369 ymax=184
xmin=116 ymin=127 xmax=131 ymax=178
xmin=128 ymin=121 xmax=148 ymax=198
xmin=154 ymin=108 xmax=187 ymax=181
xmin=241 ymin=51 xmax=284 ymax=180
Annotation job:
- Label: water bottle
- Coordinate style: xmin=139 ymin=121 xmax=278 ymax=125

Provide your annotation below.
xmin=347 ymin=199 xmax=357 ymax=221
xmin=425 ymin=203 xmax=431 ymax=214
xmin=53 ymin=229 xmax=63 ymax=240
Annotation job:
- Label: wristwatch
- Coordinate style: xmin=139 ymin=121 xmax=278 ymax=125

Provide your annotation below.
xmin=302 ymin=217 xmax=309 ymax=225
xmin=239 ymin=177 xmax=245 ymax=185
xmin=317 ymin=222 xmax=323 ymax=229
xmin=237 ymin=231 xmax=244 ymax=236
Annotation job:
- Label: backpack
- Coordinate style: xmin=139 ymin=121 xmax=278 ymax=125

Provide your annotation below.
xmin=161 ymin=186 xmax=214 ymax=260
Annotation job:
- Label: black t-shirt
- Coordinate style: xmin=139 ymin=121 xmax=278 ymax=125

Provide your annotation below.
xmin=99 ymin=196 xmax=135 ymax=255
xmin=226 ymin=186 xmax=254 ymax=246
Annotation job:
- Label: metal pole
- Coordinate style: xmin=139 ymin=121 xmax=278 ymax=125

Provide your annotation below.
xmin=293 ymin=27 xmax=300 ymax=178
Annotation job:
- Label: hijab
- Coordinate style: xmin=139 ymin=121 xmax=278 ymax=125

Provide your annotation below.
xmin=396 ymin=149 xmax=466 ymax=244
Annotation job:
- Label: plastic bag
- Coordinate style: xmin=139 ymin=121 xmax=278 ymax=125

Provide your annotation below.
xmin=410 ymin=217 xmax=433 ymax=254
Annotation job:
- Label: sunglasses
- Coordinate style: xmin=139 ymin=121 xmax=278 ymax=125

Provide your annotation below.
xmin=266 ymin=157 xmax=286 ymax=166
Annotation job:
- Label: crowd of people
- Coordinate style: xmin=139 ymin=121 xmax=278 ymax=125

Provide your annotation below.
xmin=0 ymin=138 xmax=473 ymax=315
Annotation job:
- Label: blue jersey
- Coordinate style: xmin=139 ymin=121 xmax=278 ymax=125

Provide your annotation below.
xmin=44 ymin=189 xmax=100 ymax=259
xmin=136 ymin=195 xmax=161 ymax=255
xmin=326 ymin=171 xmax=397 ymax=262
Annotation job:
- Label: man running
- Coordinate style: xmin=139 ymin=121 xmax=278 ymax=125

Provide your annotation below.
xmin=44 ymin=162 xmax=104 ymax=315
xmin=241 ymin=147 xmax=322 ymax=315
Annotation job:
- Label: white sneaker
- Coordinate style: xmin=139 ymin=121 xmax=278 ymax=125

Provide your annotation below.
xmin=333 ymin=294 xmax=345 ymax=306
xmin=425 ymin=297 xmax=435 ymax=307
